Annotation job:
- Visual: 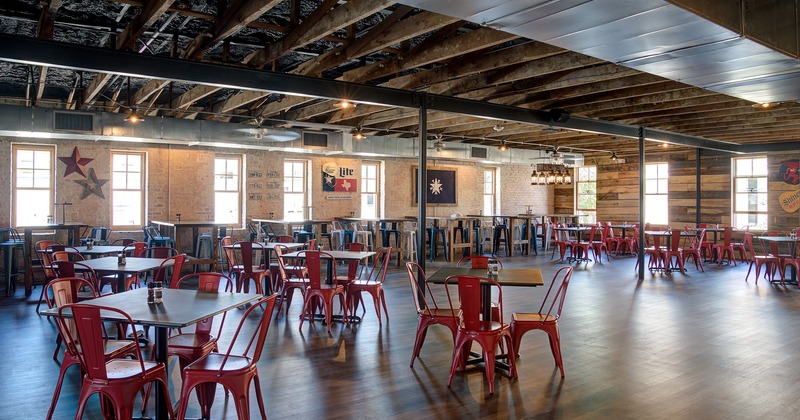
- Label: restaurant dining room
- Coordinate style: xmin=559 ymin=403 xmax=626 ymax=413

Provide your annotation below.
xmin=3 ymin=0 xmax=800 ymax=419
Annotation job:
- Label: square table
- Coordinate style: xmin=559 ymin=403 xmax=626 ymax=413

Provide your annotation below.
xmin=43 ymin=288 xmax=263 ymax=420
xmin=281 ymin=250 xmax=376 ymax=283
xmin=21 ymin=223 xmax=88 ymax=296
xmin=756 ymin=236 xmax=798 ymax=284
xmin=427 ymin=267 xmax=544 ymax=320
xmin=78 ymin=256 xmax=169 ymax=292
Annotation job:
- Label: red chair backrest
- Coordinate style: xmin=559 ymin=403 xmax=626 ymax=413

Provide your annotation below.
xmin=273 ymin=245 xmax=292 ymax=281
xmin=406 ymin=262 xmax=435 ymax=313
xmin=215 ymin=295 xmax=278 ymax=372
xmin=233 ymin=242 xmax=265 ymax=275
xmin=124 ymin=242 xmax=147 ymax=257
xmin=59 ymin=304 xmax=146 ymax=381
xmin=138 ymin=246 xmax=178 ymax=258
xmin=300 ymin=250 xmax=332 ymax=290
xmin=52 ymin=250 xmax=84 ymax=262
xmin=538 ymin=266 xmax=573 ymax=321
xmin=669 ymin=230 xmax=682 ymax=251
xmin=469 ymin=256 xmax=489 ymax=269
xmin=722 ymin=227 xmax=734 ymax=246
xmin=343 ymin=242 xmax=365 ymax=279
xmin=175 ymin=272 xmax=234 ymax=336
xmin=446 ymin=275 xmax=483 ymax=330
xmin=274 ymin=235 xmax=293 ymax=243
xmin=154 ymin=254 xmax=186 ymax=288
xmin=364 ymin=247 xmax=391 ymax=284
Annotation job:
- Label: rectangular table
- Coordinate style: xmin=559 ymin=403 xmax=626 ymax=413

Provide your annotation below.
xmin=282 ymin=250 xmax=376 ymax=282
xmin=21 ymin=223 xmax=88 ymax=296
xmin=78 ymin=256 xmax=168 ymax=292
xmin=757 ymin=236 xmax=798 ymax=285
xmin=151 ymin=220 xmax=226 ymax=270
xmin=42 ymin=288 xmax=263 ymax=420
xmin=427 ymin=267 xmax=544 ymax=320
xmin=38 ymin=245 xmax=127 ymax=259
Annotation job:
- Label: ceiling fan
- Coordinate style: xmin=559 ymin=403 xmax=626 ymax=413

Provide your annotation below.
xmin=429 ymin=133 xmax=448 ymax=152
xmin=235 ymin=117 xmax=301 ymax=142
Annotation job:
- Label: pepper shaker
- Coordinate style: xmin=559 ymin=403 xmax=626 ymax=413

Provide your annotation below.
xmin=154 ymin=282 xmax=163 ymax=304
xmin=147 ymin=283 xmax=155 ymax=304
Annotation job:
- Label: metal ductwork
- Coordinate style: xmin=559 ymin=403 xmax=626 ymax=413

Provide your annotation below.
xmin=0 ymin=104 xmax=580 ymax=164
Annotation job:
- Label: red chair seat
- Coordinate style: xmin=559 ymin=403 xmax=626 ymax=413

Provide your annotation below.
xmin=183 ymin=353 xmax=253 ymax=372
xmin=512 ymin=312 xmax=556 ymax=323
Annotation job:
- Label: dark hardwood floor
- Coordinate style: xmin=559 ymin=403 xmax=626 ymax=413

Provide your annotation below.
xmin=3 ymin=252 xmax=800 ymax=419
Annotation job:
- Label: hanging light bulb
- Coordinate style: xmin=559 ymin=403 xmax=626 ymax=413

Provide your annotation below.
xmin=610 ymin=151 xmax=618 ymax=161
xmin=539 ymin=170 xmax=548 ymax=185
xmin=352 ymin=127 xmax=365 ymax=141
xmin=531 ymin=168 xmax=539 ymax=185
xmin=498 ymin=140 xmax=508 ymax=151
xmin=124 ymin=108 xmax=144 ymax=123
xmin=555 ymin=168 xmax=564 ymax=184
xmin=335 ymin=100 xmax=356 ymax=109
xmin=564 ymin=168 xmax=573 ymax=184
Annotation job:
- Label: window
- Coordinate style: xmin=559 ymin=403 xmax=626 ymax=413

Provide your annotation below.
xmin=214 ymin=156 xmax=241 ymax=224
xmin=361 ymin=162 xmax=378 ymax=219
xmin=733 ymin=157 xmax=768 ymax=230
xmin=284 ymin=160 xmax=307 ymax=221
xmin=576 ymin=166 xmax=597 ymax=224
xmin=13 ymin=145 xmax=54 ymax=226
xmin=111 ymin=152 xmax=145 ymax=227
xmin=645 ymin=163 xmax=669 ymax=225
xmin=483 ymin=169 xmax=495 ymax=215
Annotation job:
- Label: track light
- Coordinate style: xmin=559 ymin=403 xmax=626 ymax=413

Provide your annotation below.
xmin=498 ymin=140 xmax=508 ymax=151
xmin=335 ymin=100 xmax=356 ymax=109
xmin=351 ymin=127 xmax=365 ymax=141
xmin=610 ymin=151 xmax=618 ymax=161
xmin=124 ymin=108 xmax=144 ymax=123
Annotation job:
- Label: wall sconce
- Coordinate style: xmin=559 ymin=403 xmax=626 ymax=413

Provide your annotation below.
xmin=610 ymin=151 xmax=618 ymax=161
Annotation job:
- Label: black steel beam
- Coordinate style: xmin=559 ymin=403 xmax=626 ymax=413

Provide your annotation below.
xmin=0 ymin=34 xmax=795 ymax=154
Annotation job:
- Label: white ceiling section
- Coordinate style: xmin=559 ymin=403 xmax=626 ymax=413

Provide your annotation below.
xmin=398 ymin=0 xmax=800 ymax=104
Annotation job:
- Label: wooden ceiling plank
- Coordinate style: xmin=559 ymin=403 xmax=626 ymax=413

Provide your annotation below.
xmin=133 ymin=79 xmax=170 ymax=105
xmin=117 ymin=0 xmax=174 ymax=51
xmin=389 ymin=41 xmax=565 ymax=91
xmin=244 ymin=0 xmax=341 ymax=68
xmin=184 ymin=0 xmax=283 ymax=59
xmin=340 ymin=26 xmax=513 ymax=83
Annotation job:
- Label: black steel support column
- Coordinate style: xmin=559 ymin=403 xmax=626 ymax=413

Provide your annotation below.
xmin=696 ymin=148 xmax=702 ymax=226
xmin=416 ymin=93 xmax=428 ymax=295
xmin=638 ymin=126 xmax=646 ymax=280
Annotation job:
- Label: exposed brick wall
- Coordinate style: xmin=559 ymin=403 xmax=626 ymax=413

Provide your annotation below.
xmin=499 ymin=165 xmax=552 ymax=215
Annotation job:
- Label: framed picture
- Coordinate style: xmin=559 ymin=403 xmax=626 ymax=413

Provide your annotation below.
xmin=413 ymin=167 xmax=457 ymax=205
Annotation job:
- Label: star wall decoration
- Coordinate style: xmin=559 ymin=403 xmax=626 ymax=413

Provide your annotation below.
xmin=430 ymin=178 xmax=443 ymax=195
xmin=58 ymin=146 xmax=94 ymax=178
xmin=74 ymin=168 xmax=109 ymax=199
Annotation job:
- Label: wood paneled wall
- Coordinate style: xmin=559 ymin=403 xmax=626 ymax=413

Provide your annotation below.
xmin=553 ymin=168 xmax=574 ymax=214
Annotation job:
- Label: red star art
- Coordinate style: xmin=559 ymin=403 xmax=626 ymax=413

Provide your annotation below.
xmin=58 ymin=146 xmax=94 ymax=178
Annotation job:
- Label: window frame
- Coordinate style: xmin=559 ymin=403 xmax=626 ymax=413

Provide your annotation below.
xmin=644 ymin=162 xmax=669 ymax=225
xmin=361 ymin=161 xmax=379 ymax=219
xmin=283 ymin=159 xmax=308 ymax=221
xmin=214 ymin=155 xmax=242 ymax=225
xmin=575 ymin=166 xmax=597 ymax=224
xmin=483 ymin=168 xmax=496 ymax=215
xmin=732 ymin=156 xmax=768 ymax=230
xmin=12 ymin=144 xmax=55 ymax=227
xmin=110 ymin=151 xmax=146 ymax=228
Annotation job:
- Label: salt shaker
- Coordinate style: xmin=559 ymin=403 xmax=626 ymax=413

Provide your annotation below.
xmin=154 ymin=282 xmax=163 ymax=304
xmin=147 ymin=283 xmax=155 ymax=304
xmin=117 ymin=252 xmax=126 ymax=265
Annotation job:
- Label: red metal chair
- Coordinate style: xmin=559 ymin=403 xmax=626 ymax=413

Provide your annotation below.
xmin=572 ymin=226 xmax=596 ymax=263
xmin=137 ymin=246 xmax=178 ymax=259
xmin=445 ymin=275 xmax=517 ymax=395
xmin=230 ymin=242 xmax=269 ymax=293
xmin=334 ymin=242 xmax=366 ymax=287
xmin=510 ymin=266 xmax=573 ymax=377
xmin=176 ymin=295 xmax=278 ymax=420
xmin=45 ymin=277 xmax=138 ymax=420
xmin=347 ymin=247 xmax=392 ymax=324
xmin=34 ymin=241 xmax=63 ymax=313
xmin=147 ymin=272 xmax=233 ymax=418
xmin=731 ymin=226 xmax=749 ymax=262
xmin=456 ymin=255 xmax=504 ymax=270
xmin=715 ymin=227 xmax=737 ymax=266
xmin=57 ymin=303 xmax=173 ymax=419
xmin=405 ymin=262 xmax=458 ymax=367
xmin=549 ymin=223 xmax=574 ymax=261
xmin=274 ymin=244 xmax=308 ymax=315
xmin=590 ymin=224 xmax=612 ymax=262
xmin=154 ymin=253 xmax=187 ymax=289
xmin=682 ymin=229 xmax=706 ymax=272
xmin=662 ymin=230 xmax=686 ymax=273
xmin=604 ymin=222 xmax=620 ymax=255
xmin=298 ymin=250 xmax=349 ymax=333
xmin=744 ymin=233 xmax=781 ymax=283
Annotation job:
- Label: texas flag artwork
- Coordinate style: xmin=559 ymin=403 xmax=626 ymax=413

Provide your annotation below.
xmin=322 ymin=161 xmax=358 ymax=192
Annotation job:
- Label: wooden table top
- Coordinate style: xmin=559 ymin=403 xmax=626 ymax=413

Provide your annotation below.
xmin=757 ymin=236 xmax=796 ymax=242
xmin=41 ymin=288 xmax=263 ymax=328
xmin=150 ymin=220 xmax=225 ymax=227
xmin=19 ymin=223 xmax=88 ymax=230
xmin=281 ymin=250 xmax=376 ymax=261
xmin=427 ymin=267 xmax=544 ymax=287
xmin=77 ymin=256 xmax=168 ymax=274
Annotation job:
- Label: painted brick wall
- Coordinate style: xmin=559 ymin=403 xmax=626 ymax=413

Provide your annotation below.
xmin=499 ymin=165 xmax=552 ymax=215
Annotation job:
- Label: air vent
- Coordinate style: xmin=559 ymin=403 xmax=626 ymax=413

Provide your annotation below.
xmin=54 ymin=112 xmax=93 ymax=132
xmin=471 ymin=147 xmax=488 ymax=159
xmin=303 ymin=131 xmax=328 ymax=148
